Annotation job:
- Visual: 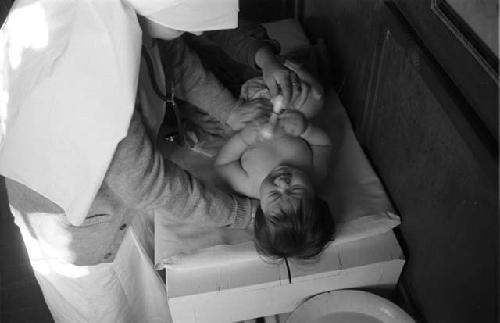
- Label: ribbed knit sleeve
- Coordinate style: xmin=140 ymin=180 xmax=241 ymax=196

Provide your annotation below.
xmin=104 ymin=110 xmax=253 ymax=229
xmin=156 ymin=38 xmax=239 ymax=124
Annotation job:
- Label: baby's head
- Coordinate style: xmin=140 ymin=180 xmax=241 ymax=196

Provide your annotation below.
xmin=254 ymin=164 xmax=334 ymax=260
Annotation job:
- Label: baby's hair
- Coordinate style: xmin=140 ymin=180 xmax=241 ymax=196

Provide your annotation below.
xmin=253 ymin=196 xmax=334 ymax=261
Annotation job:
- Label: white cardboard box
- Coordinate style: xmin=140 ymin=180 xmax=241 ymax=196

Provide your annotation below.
xmin=165 ymin=231 xmax=404 ymax=323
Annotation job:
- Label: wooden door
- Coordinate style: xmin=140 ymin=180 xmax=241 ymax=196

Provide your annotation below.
xmin=303 ymin=0 xmax=498 ymax=321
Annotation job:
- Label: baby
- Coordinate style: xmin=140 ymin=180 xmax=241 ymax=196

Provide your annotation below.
xmin=240 ymin=60 xmax=324 ymax=119
xmin=215 ymin=88 xmax=334 ymax=260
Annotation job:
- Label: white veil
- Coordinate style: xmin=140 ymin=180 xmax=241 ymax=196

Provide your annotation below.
xmin=0 ymin=0 xmax=238 ymax=225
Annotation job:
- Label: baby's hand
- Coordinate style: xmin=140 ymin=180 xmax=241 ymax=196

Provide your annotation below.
xmin=279 ymin=110 xmax=308 ymax=137
xmin=239 ymin=122 xmax=264 ymax=146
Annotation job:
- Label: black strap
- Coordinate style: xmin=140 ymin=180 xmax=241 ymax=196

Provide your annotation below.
xmin=141 ymin=45 xmax=184 ymax=145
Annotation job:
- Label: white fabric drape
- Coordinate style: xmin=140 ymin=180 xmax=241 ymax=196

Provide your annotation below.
xmin=0 ymin=0 xmax=141 ymax=226
xmin=0 ymin=0 xmax=238 ymax=226
xmin=0 ymin=0 xmax=238 ymax=321
xmin=12 ymin=207 xmax=170 ymax=322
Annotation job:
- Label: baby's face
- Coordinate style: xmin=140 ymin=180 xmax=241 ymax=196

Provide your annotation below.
xmin=259 ymin=164 xmax=313 ymax=215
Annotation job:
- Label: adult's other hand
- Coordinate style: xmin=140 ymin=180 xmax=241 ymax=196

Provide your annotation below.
xmin=226 ymin=98 xmax=272 ymax=131
xmin=255 ymin=47 xmax=303 ymax=107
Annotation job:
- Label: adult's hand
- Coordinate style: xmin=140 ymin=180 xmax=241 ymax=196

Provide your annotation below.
xmin=226 ymin=98 xmax=272 ymax=131
xmin=283 ymin=59 xmax=324 ymax=117
xmin=254 ymin=47 xmax=303 ymax=107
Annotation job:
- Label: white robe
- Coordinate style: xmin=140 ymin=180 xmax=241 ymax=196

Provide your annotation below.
xmin=14 ymin=210 xmax=171 ymax=322
xmin=1 ymin=0 xmax=238 ymax=321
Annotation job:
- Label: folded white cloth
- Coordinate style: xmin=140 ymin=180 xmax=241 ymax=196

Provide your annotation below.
xmin=127 ymin=0 xmax=238 ymax=31
xmin=0 ymin=0 xmax=141 ymax=225
xmin=0 ymin=0 xmax=238 ymax=226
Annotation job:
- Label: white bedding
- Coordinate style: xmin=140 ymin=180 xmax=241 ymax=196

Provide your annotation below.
xmin=155 ymin=87 xmax=400 ymax=267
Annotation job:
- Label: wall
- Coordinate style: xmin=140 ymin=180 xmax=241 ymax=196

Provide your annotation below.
xmin=302 ymin=0 xmax=498 ymax=322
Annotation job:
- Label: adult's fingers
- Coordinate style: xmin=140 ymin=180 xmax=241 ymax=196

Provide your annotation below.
xmin=267 ymin=79 xmax=279 ymax=98
xmin=290 ymin=72 xmax=302 ymax=104
xmin=283 ymin=59 xmax=302 ymax=71
xmin=237 ymin=100 xmax=271 ymax=121
xmin=251 ymin=99 xmax=273 ymax=110
xmin=252 ymin=106 xmax=272 ymax=121
xmin=290 ymin=71 xmax=301 ymax=88
xmin=253 ymin=114 xmax=271 ymax=126
xmin=284 ymin=59 xmax=320 ymax=90
xmin=278 ymin=72 xmax=292 ymax=106
xmin=295 ymin=82 xmax=311 ymax=108
xmin=250 ymin=100 xmax=273 ymax=118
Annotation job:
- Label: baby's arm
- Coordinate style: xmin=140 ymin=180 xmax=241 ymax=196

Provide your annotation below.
xmin=284 ymin=60 xmax=324 ymax=118
xmin=215 ymin=124 xmax=261 ymax=198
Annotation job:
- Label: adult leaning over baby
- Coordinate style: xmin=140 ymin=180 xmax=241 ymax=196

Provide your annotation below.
xmin=0 ymin=0 xmax=299 ymax=322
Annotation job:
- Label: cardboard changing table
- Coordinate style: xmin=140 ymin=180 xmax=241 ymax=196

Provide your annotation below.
xmin=155 ymin=89 xmax=404 ymax=322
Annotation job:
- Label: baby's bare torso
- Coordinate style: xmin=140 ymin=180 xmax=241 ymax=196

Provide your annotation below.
xmin=241 ymin=131 xmax=313 ymax=197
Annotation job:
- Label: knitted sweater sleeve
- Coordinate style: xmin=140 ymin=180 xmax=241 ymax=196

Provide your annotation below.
xmin=157 ymin=38 xmax=238 ymax=124
xmin=104 ymin=110 xmax=253 ymax=228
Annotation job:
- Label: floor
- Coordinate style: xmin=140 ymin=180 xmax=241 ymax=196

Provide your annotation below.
xmin=0 ymin=3 xmax=53 ymax=321
xmin=0 ymin=177 xmax=54 ymax=322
